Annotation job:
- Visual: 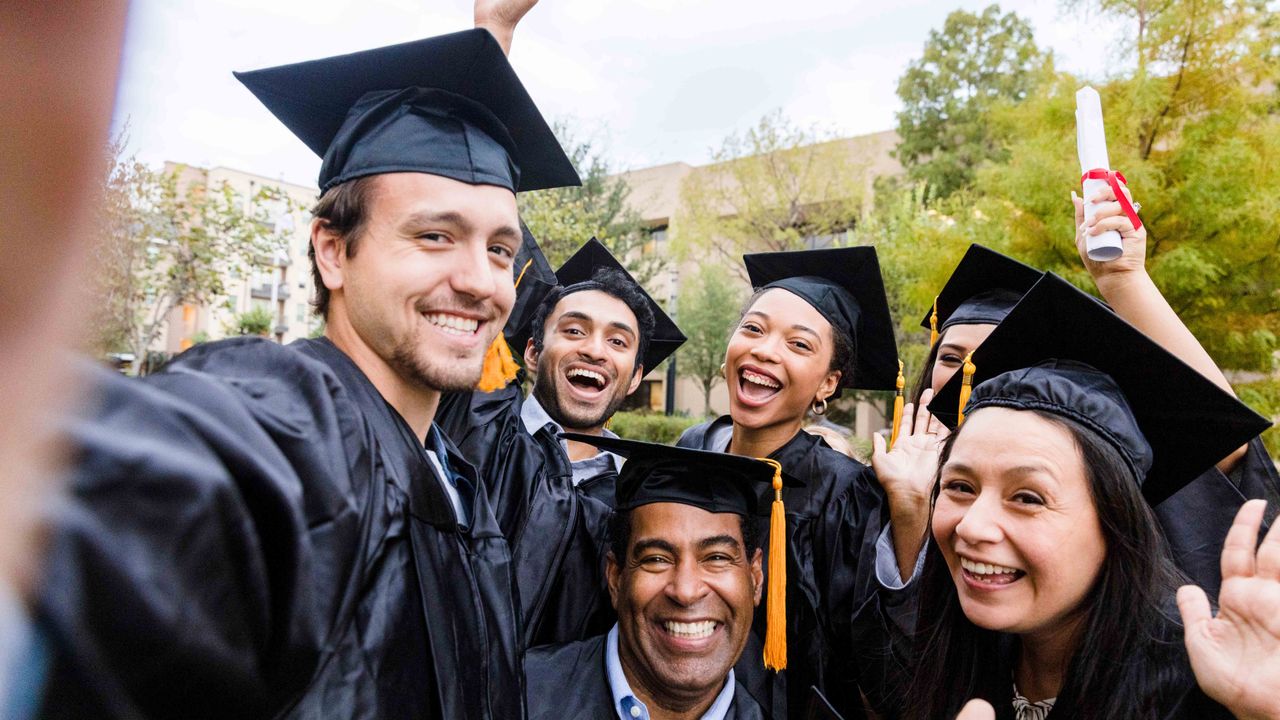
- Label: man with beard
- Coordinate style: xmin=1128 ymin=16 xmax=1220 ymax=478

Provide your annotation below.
xmin=34 ymin=10 xmax=579 ymax=719
xmin=525 ymin=436 xmax=788 ymax=720
xmin=439 ymin=239 xmax=685 ymax=647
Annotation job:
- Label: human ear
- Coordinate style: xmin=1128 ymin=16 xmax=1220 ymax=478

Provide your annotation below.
xmin=749 ymin=548 xmax=764 ymax=606
xmin=311 ymin=219 xmax=345 ymax=294
xmin=522 ymin=338 xmax=539 ymax=370
xmin=605 ymin=551 xmax=621 ymax=610
xmin=625 ymin=364 xmax=645 ymax=395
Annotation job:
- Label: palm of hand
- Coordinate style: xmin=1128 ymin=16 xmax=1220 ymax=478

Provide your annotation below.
xmin=872 ymin=430 xmax=941 ymax=500
xmin=1186 ymin=576 xmax=1280 ymax=719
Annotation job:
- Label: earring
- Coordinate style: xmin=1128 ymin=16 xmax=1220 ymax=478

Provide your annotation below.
xmin=719 ymin=362 xmax=726 ymax=378
xmin=811 ymin=398 xmax=828 ymax=416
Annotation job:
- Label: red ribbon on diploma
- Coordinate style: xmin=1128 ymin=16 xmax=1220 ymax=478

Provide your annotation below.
xmin=1080 ymin=169 xmax=1142 ymax=231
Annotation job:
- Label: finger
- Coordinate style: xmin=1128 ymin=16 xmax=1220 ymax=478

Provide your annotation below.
xmin=1222 ymin=500 xmax=1267 ymax=580
xmin=872 ymin=430 xmax=886 ymax=458
xmin=1176 ymin=585 xmax=1213 ymax=642
xmin=913 ymin=390 xmax=933 ymax=436
xmin=1254 ymin=502 xmax=1280 ymax=581
xmin=1089 ymin=215 xmax=1136 ymax=236
xmin=1087 ymin=200 xmax=1125 ymax=224
xmin=956 ymin=699 xmax=996 ymax=720
xmin=1072 ymin=191 xmax=1083 ymax=225
xmin=899 ymin=402 xmax=914 ymax=436
xmin=1088 ymin=185 xmax=1117 ymax=203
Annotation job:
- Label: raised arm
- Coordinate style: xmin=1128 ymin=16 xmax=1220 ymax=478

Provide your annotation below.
xmin=474 ymin=0 xmax=539 ymax=55
xmin=1073 ymin=188 xmax=1248 ymax=472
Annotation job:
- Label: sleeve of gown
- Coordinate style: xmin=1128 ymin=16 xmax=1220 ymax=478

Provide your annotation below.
xmin=37 ymin=343 xmax=371 ymax=720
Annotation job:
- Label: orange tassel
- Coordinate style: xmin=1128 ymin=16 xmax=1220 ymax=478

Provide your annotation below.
xmin=929 ymin=295 xmax=940 ymax=347
xmin=889 ymin=359 xmax=905 ymax=449
xmin=957 ymin=351 xmax=975 ymax=426
xmin=474 ymin=258 xmax=535 ymax=392
xmin=760 ymin=457 xmax=787 ymax=672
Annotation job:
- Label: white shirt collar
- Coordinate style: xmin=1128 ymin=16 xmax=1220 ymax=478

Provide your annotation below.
xmin=604 ymin=624 xmax=736 ymax=720
xmin=519 ymin=394 xmax=623 ymax=475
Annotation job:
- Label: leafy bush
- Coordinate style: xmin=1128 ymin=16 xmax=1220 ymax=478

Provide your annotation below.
xmin=1237 ymin=378 xmax=1280 ymax=461
xmin=609 ymin=411 xmax=708 ymax=445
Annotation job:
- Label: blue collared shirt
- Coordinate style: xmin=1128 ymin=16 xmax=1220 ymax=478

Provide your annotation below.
xmin=874 ymin=524 xmax=927 ymax=589
xmin=605 ymin=624 xmax=736 ymax=720
xmin=520 ymin=394 xmax=624 ymax=485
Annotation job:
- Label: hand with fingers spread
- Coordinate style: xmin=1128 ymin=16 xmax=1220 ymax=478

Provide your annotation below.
xmin=872 ymin=388 xmax=950 ymax=580
xmin=955 ymin=699 xmax=996 ymax=720
xmin=474 ymin=0 xmax=539 ymax=55
xmin=1072 ymin=183 xmax=1147 ymax=286
xmin=1178 ymin=500 xmax=1280 ymax=720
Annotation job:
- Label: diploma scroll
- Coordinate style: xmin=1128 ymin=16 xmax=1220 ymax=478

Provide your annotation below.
xmin=1075 ymin=86 xmax=1123 ymax=262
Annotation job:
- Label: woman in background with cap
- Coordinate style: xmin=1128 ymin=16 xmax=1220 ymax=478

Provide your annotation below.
xmin=895 ymin=274 xmax=1272 ymax=719
xmin=676 ymin=246 xmax=903 ymax=718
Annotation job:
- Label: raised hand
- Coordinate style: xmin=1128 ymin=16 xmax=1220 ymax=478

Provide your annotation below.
xmin=1177 ymin=500 xmax=1280 ymax=720
xmin=1072 ymin=183 xmax=1147 ymax=286
xmin=872 ymin=388 xmax=949 ymax=580
xmin=955 ymin=699 xmax=995 ymax=720
xmin=474 ymin=0 xmax=539 ymax=55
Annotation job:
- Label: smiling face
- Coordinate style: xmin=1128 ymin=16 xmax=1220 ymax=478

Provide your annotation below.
xmin=931 ymin=407 xmax=1107 ymax=639
xmin=929 ymin=323 xmax=997 ymax=396
xmin=320 ymin=172 xmax=520 ymax=392
xmin=607 ymin=502 xmax=762 ymax=708
xmin=725 ymin=288 xmax=842 ymax=433
xmin=526 ymin=289 xmax=643 ymax=431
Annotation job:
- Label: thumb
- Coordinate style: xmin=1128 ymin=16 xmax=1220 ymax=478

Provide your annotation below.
xmin=956 ymin=699 xmax=996 ymax=720
xmin=872 ymin=431 xmax=886 ymax=458
xmin=1177 ymin=584 xmax=1213 ymax=636
xmin=1072 ymin=191 xmax=1084 ymax=224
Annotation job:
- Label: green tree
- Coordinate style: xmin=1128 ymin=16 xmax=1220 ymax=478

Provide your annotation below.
xmin=894 ymin=4 xmax=1046 ymax=198
xmin=676 ymin=265 xmax=746 ymax=414
xmin=229 ymin=306 xmax=275 ymax=337
xmin=517 ymin=120 xmax=661 ymax=283
xmin=89 ymin=140 xmax=294 ymax=374
xmin=672 ymin=110 xmax=870 ymax=277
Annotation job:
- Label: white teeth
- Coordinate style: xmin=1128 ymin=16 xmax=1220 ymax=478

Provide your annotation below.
xmin=960 ymin=558 xmax=1020 ymax=576
xmin=567 ymin=368 xmax=606 ymax=387
xmin=663 ymin=620 xmax=716 ymax=639
xmin=426 ymin=313 xmax=478 ymax=335
xmin=742 ymin=370 xmax=780 ymax=389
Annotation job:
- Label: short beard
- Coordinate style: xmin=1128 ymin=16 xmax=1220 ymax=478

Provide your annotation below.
xmin=388 ymin=325 xmax=484 ymax=393
xmin=532 ymin=358 xmax=630 ymax=431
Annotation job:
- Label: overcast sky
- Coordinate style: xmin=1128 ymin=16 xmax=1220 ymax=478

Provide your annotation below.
xmin=111 ymin=0 xmax=1128 ymax=188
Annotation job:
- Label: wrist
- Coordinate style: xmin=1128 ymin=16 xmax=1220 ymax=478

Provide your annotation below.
xmin=1093 ymin=267 xmax=1152 ymax=301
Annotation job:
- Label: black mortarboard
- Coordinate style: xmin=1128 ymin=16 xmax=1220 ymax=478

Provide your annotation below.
xmin=561 ymin=433 xmax=801 ymax=515
xmin=234 ymin=29 xmax=580 ymax=192
xmin=512 ymin=238 xmax=686 ymax=376
xmin=930 ymin=273 xmax=1272 ymax=504
xmin=920 ymin=244 xmax=1043 ymax=339
xmin=504 ymin=221 xmax=558 ymax=346
xmin=743 ymin=246 xmax=899 ymax=392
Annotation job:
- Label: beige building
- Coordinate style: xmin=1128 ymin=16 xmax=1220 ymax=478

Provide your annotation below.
xmin=615 ymin=129 xmax=903 ymax=438
xmin=157 ymin=163 xmax=320 ymax=354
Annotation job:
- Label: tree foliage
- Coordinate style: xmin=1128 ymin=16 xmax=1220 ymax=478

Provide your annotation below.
xmin=676 ymin=265 xmax=746 ymax=414
xmin=517 ymin=121 xmax=662 ymax=284
xmin=229 ymin=306 xmax=275 ymax=337
xmin=672 ymin=110 xmax=869 ymax=278
xmin=894 ymin=4 xmax=1047 ymax=198
xmin=89 ymin=139 xmax=294 ymax=373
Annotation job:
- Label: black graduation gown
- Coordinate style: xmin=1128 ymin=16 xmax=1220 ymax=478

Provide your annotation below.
xmin=1155 ymin=436 xmax=1280 ymax=599
xmin=37 ymin=337 xmax=524 ymax=720
xmin=677 ymin=417 xmax=887 ymax=720
xmin=437 ymin=387 xmax=615 ymax=646
xmin=525 ymin=634 xmax=766 ymax=720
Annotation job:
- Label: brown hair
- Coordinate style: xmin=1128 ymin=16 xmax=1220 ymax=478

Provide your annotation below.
xmin=309 ymin=176 xmax=379 ymax=318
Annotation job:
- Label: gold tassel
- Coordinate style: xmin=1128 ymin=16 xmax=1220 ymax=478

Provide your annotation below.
xmin=929 ymin=295 xmax=940 ymax=347
xmin=889 ymin=360 xmax=905 ymax=449
xmin=475 ymin=258 xmax=535 ymax=392
xmin=760 ymin=457 xmax=787 ymax=672
xmin=957 ymin=352 xmax=975 ymax=426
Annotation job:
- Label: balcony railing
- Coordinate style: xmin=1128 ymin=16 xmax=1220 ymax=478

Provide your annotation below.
xmin=250 ymin=282 xmax=291 ymax=301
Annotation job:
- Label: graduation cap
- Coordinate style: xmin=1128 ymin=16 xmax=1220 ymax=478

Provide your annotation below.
xmin=509 ymin=238 xmax=686 ymax=377
xmin=234 ymin=28 xmax=580 ymax=193
xmin=744 ymin=246 xmax=900 ymax=393
xmin=920 ymin=244 xmax=1043 ymax=346
xmin=563 ymin=432 xmax=799 ymax=672
xmin=929 ymin=273 xmax=1272 ymax=504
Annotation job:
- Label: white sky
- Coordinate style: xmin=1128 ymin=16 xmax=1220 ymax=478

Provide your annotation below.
xmin=111 ymin=0 xmax=1129 ymax=188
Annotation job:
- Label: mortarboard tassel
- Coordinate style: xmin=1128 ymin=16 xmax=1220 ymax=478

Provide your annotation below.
xmin=761 ymin=457 xmax=787 ymax=672
xmin=476 ymin=258 xmax=534 ymax=392
xmin=957 ymin=352 xmax=976 ymax=426
xmin=889 ymin=360 xmax=905 ymax=450
xmin=929 ymin=296 xmax=940 ymax=347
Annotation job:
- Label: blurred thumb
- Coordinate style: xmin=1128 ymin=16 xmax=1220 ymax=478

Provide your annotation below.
xmin=956 ymin=699 xmax=996 ymax=720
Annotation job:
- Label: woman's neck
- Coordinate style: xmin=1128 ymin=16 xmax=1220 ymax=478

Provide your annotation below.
xmin=1016 ymin=615 xmax=1085 ymax=703
xmin=727 ymin=417 xmax=802 ymax=459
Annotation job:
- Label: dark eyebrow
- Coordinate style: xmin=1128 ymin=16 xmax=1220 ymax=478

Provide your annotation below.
xmin=557 ymin=311 xmax=637 ymax=340
xmin=630 ymin=538 xmax=677 ymax=558
xmin=697 ymin=535 xmax=742 ymax=552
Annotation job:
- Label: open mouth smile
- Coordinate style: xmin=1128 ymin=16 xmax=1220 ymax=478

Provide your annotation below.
xmin=565 ymin=365 xmax=610 ymax=396
xmin=735 ymin=364 xmax=783 ymax=407
xmin=959 ymin=556 xmax=1026 ymax=588
xmin=424 ymin=312 xmax=480 ymax=337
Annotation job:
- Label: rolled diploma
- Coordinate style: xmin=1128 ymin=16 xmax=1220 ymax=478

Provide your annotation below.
xmin=1075 ymin=86 xmax=1123 ymax=261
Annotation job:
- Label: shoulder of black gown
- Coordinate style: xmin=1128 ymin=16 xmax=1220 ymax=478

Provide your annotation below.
xmin=437 ymin=382 xmax=525 ymax=441
xmin=40 ymin=338 xmax=374 ymax=718
xmin=525 ymin=635 xmax=612 ymax=720
xmin=675 ymin=415 xmax=732 ymax=450
xmin=730 ymin=679 xmax=769 ymax=720
xmin=1155 ymin=435 xmax=1280 ymax=600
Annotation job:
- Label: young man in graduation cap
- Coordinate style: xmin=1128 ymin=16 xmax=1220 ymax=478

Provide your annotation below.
xmin=526 ymin=436 xmax=790 ymax=720
xmin=438 ymin=237 xmax=686 ymax=647
xmin=34 ymin=7 xmax=577 ymax=719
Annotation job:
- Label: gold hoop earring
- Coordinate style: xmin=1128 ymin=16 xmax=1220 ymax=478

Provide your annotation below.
xmin=811 ymin=398 xmax=828 ymax=416
xmin=719 ymin=362 xmax=727 ymax=378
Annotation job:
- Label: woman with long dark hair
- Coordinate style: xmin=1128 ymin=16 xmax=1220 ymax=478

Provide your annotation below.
xmin=677 ymin=246 xmax=902 ymax=718
xmin=900 ymin=273 xmax=1272 ymax=719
